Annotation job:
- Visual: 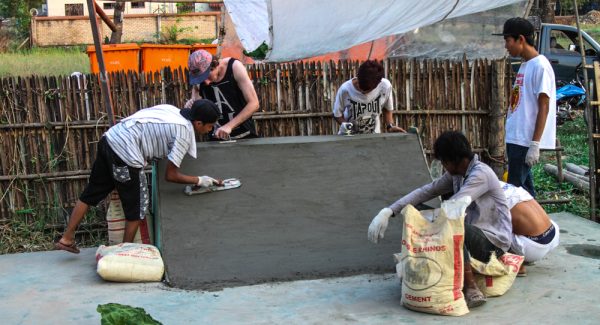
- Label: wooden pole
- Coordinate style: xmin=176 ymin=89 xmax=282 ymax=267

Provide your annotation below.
xmin=574 ymin=0 xmax=597 ymax=221
xmin=94 ymin=1 xmax=117 ymax=33
xmin=487 ymin=59 xmax=507 ymax=177
xmin=86 ymin=0 xmax=115 ymax=126
xmin=565 ymin=163 xmax=588 ymax=176
xmin=216 ymin=4 xmax=226 ymax=58
xmin=544 ymin=164 xmax=590 ymax=192
xmin=30 ymin=16 xmax=36 ymax=47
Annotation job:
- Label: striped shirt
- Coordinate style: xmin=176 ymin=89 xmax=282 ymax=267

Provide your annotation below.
xmin=105 ymin=108 xmax=196 ymax=169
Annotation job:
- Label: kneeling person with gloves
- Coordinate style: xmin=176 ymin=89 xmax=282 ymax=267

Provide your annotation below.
xmin=55 ymin=100 xmax=220 ymax=254
xmin=368 ymin=131 xmax=513 ymax=308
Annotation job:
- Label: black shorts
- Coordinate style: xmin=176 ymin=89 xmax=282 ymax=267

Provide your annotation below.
xmin=79 ymin=137 xmax=149 ymax=221
xmin=464 ymin=223 xmax=505 ymax=263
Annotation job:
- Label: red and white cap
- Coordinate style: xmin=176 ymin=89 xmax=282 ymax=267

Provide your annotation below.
xmin=188 ymin=50 xmax=213 ymax=85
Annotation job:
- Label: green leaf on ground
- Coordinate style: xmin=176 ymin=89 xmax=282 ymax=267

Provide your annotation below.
xmin=97 ymin=303 xmax=162 ymax=325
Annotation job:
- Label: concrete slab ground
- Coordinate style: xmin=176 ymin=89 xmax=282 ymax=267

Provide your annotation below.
xmin=1 ymin=212 xmax=600 ymax=324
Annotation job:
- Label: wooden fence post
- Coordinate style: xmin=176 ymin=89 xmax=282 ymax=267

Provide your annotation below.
xmin=30 ymin=16 xmax=37 ymax=47
xmin=488 ymin=59 xmax=508 ymax=178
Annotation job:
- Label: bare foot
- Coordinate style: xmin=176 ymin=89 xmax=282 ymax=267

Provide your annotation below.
xmin=464 ymin=286 xmax=486 ymax=308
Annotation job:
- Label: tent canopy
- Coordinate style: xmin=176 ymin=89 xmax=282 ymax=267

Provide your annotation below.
xmin=223 ymin=0 xmax=527 ymax=62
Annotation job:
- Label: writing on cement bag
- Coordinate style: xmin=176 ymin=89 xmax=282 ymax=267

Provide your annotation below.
xmin=470 ymin=252 xmax=524 ymax=297
xmin=106 ymin=192 xmax=153 ymax=245
xmin=96 ymin=243 xmax=164 ymax=282
xmin=399 ymin=197 xmax=472 ymax=316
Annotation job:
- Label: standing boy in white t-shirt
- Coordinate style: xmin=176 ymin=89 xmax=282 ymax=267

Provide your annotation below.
xmin=497 ymin=18 xmax=556 ymax=197
xmin=333 ymin=60 xmax=406 ymax=134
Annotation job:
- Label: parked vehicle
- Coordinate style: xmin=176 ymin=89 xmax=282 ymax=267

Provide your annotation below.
xmin=511 ymin=23 xmax=600 ymax=125
xmin=556 ymin=78 xmax=586 ymax=124
xmin=540 ymin=23 xmax=600 ymax=83
xmin=512 ymin=23 xmax=600 ymax=84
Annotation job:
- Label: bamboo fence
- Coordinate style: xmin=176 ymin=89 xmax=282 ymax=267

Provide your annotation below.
xmin=0 ymin=58 xmax=512 ymax=226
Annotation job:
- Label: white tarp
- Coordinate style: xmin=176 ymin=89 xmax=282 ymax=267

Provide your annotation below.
xmin=224 ymin=0 xmax=527 ymax=62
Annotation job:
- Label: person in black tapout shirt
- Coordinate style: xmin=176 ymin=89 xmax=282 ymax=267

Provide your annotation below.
xmin=186 ymin=50 xmax=259 ymax=140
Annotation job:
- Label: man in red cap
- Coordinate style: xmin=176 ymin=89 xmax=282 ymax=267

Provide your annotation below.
xmin=186 ymin=50 xmax=260 ymax=140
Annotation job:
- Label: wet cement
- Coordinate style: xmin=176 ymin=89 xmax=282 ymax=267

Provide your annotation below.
xmin=565 ymin=244 xmax=600 ymax=259
xmin=156 ymin=134 xmax=439 ymax=290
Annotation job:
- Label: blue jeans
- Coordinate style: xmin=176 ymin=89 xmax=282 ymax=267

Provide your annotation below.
xmin=506 ymin=143 xmax=536 ymax=197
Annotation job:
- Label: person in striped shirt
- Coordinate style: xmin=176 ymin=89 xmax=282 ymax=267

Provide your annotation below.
xmin=54 ymin=100 xmax=219 ymax=254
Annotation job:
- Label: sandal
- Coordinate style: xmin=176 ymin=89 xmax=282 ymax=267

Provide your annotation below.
xmin=54 ymin=239 xmax=80 ymax=254
xmin=517 ymin=264 xmax=527 ymax=277
xmin=464 ymin=287 xmax=486 ymax=308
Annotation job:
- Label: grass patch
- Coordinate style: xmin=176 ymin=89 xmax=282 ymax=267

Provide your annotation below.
xmin=533 ymin=112 xmax=590 ymax=218
xmin=0 ymin=47 xmax=90 ymax=77
xmin=0 ymin=208 xmax=107 ymax=254
xmin=583 ymin=24 xmax=600 ymax=42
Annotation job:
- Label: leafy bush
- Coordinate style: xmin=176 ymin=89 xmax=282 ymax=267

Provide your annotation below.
xmin=243 ymin=42 xmax=269 ymax=60
xmin=158 ymin=18 xmax=192 ymax=44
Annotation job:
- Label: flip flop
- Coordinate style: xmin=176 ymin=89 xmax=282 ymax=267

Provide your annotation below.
xmin=54 ymin=240 xmax=80 ymax=254
xmin=517 ymin=265 xmax=527 ymax=277
xmin=464 ymin=287 xmax=486 ymax=308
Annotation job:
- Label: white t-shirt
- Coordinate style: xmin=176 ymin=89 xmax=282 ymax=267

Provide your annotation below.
xmin=506 ymin=55 xmax=556 ymax=149
xmin=333 ymin=78 xmax=393 ymax=134
xmin=499 ymin=181 xmax=534 ymax=209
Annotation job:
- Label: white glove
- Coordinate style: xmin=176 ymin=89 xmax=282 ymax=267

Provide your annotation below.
xmin=525 ymin=141 xmax=540 ymax=167
xmin=368 ymin=208 xmax=394 ymax=244
xmin=197 ymin=176 xmax=218 ymax=188
xmin=184 ymin=98 xmax=195 ymax=109
xmin=338 ymin=122 xmax=353 ymax=135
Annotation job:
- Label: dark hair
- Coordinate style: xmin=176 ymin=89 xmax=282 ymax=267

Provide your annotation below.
xmin=433 ymin=131 xmax=473 ymax=164
xmin=357 ymin=60 xmax=384 ymax=92
xmin=524 ymin=34 xmax=535 ymax=46
xmin=505 ymin=34 xmax=535 ymax=47
xmin=181 ymin=99 xmax=219 ymax=123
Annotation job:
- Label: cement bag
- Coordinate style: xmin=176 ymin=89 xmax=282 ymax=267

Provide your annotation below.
xmin=471 ymin=253 xmax=524 ymax=297
xmin=106 ymin=191 xmax=153 ymax=245
xmin=399 ymin=197 xmax=471 ymax=316
xmin=96 ymin=243 xmax=164 ymax=282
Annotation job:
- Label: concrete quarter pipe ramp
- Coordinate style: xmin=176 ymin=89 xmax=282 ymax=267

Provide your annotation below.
xmin=157 ymin=134 xmax=439 ymax=290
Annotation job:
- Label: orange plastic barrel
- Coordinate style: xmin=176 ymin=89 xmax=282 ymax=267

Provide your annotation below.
xmin=86 ymin=43 xmax=141 ymax=73
xmin=191 ymin=43 xmax=218 ymax=55
xmin=140 ymin=44 xmax=192 ymax=73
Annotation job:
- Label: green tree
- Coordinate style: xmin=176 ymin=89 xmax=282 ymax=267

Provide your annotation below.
xmin=0 ymin=0 xmax=44 ymax=39
xmin=540 ymin=0 xmax=557 ymax=23
xmin=555 ymin=0 xmax=595 ymax=16
xmin=0 ymin=0 xmax=44 ymax=18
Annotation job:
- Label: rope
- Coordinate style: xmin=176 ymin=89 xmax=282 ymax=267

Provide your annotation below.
xmin=482 ymin=148 xmax=506 ymax=165
xmin=438 ymin=0 xmax=461 ymax=23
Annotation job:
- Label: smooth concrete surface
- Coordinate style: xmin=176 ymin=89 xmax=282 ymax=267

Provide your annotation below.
xmin=1 ymin=212 xmax=600 ymax=324
xmin=157 ymin=134 xmax=439 ymax=289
